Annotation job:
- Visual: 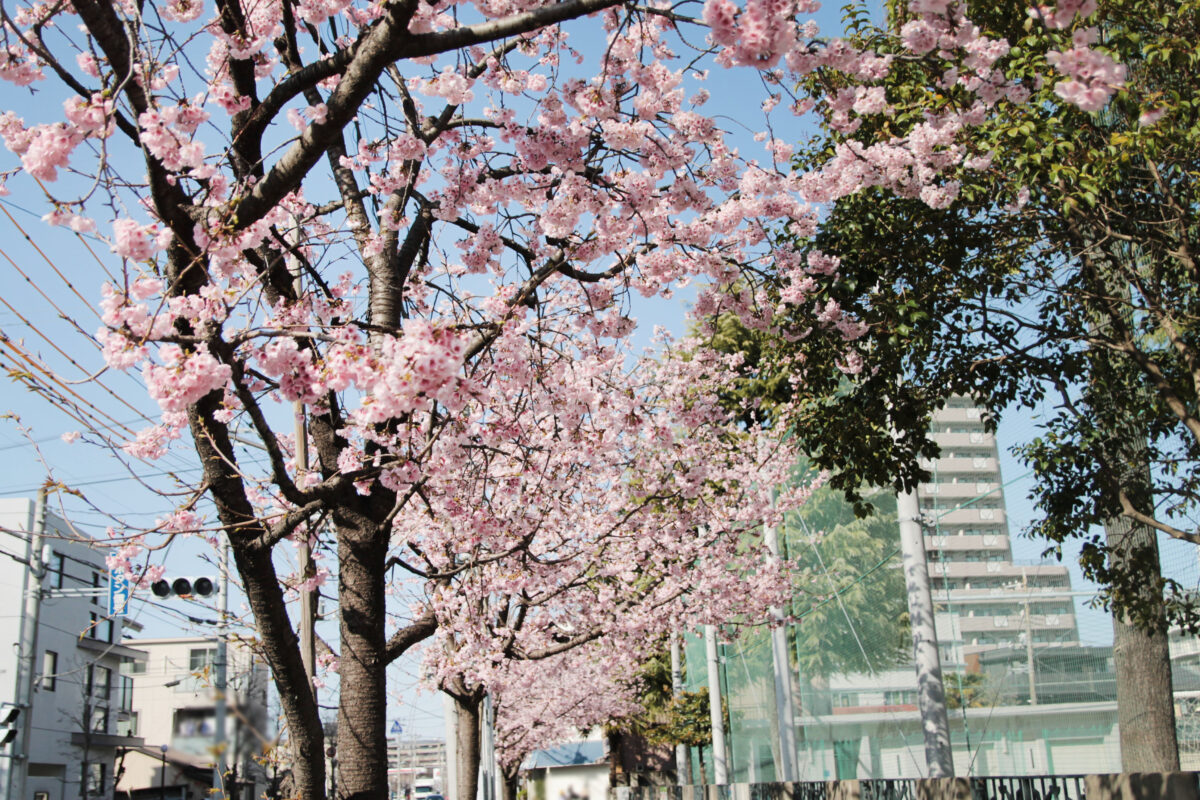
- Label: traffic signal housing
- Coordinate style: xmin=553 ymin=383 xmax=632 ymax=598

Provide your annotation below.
xmin=1 ymin=705 xmax=22 ymax=746
xmin=150 ymin=576 xmax=219 ymax=599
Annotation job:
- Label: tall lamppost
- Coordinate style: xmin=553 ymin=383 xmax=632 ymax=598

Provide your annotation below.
xmin=160 ymin=744 xmax=169 ymax=800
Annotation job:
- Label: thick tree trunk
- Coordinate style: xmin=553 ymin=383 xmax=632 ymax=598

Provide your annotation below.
xmin=454 ymin=693 xmax=483 ymax=800
xmin=335 ymin=518 xmax=389 ymax=800
xmin=193 ymin=392 xmax=327 ymax=800
xmin=500 ymin=769 xmax=519 ymax=800
xmin=1085 ymin=259 xmax=1180 ymax=771
xmin=606 ymin=729 xmax=628 ymax=788
xmin=1106 ymin=512 xmax=1180 ymax=771
xmin=229 ymin=536 xmax=325 ymax=800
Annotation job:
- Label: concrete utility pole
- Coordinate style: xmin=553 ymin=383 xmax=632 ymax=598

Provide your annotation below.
xmin=704 ymin=625 xmax=728 ymax=785
xmin=8 ymin=489 xmax=47 ymax=800
xmin=479 ymin=695 xmax=496 ymax=800
xmin=1021 ymin=571 xmax=1037 ymax=706
xmin=897 ymin=488 xmax=954 ymax=777
xmin=763 ymin=521 xmax=798 ymax=782
xmin=669 ymin=635 xmax=691 ymax=785
xmin=443 ymin=694 xmax=458 ymax=800
xmin=214 ymin=542 xmax=230 ymax=798
xmin=289 ymin=221 xmax=317 ymax=687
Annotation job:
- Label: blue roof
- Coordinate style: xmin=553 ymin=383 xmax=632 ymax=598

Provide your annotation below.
xmin=523 ymin=740 xmax=606 ymax=770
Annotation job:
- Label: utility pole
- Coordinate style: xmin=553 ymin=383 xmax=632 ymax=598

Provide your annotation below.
xmin=1021 ymin=571 xmax=1037 ymax=706
xmin=763 ymin=520 xmax=798 ymax=782
xmin=443 ymin=694 xmax=458 ymax=800
xmin=289 ymin=220 xmax=317 ymax=688
xmin=214 ymin=542 xmax=230 ymax=799
xmin=897 ymin=488 xmax=954 ymax=777
xmin=8 ymin=489 xmax=47 ymax=800
xmin=669 ymin=636 xmax=691 ymax=785
xmin=704 ymin=625 xmax=728 ymax=785
xmin=479 ymin=695 xmax=495 ymax=800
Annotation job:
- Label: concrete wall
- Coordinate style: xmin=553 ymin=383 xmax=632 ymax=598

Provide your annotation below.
xmin=532 ymin=764 xmax=609 ymax=800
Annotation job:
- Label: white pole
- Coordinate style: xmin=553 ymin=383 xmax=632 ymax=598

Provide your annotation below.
xmin=479 ymin=694 xmax=494 ymax=800
xmin=443 ymin=694 xmax=458 ymax=800
xmin=289 ymin=218 xmax=317 ymax=688
xmin=704 ymin=625 xmax=728 ymax=785
xmin=214 ymin=543 xmax=230 ymax=799
xmin=1022 ymin=571 xmax=1037 ymax=706
xmin=897 ymin=488 xmax=954 ymax=777
xmin=8 ymin=490 xmax=46 ymax=800
xmin=669 ymin=636 xmax=691 ymax=785
xmin=763 ymin=522 xmax=798 ymax=782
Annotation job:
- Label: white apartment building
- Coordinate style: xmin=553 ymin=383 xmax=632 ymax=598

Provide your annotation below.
xmin=919 ymin=397 xmax=1079 ymax=664
xmin=116 ymin=637 xmax=269 ymax=800
xmin=0 ymin=497 xmax=146 ymax=800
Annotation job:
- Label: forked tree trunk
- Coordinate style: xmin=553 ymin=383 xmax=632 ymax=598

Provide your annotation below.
xmin=454 ymin=693 xmax=483 ymax=800
xmin=335 ymin=517 xmax=390 ymax=800
xmin=500 ymin=768 xmax=520 ymax=800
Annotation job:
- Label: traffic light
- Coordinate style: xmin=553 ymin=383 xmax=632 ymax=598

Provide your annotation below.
xmin=150 ymin=576 xmax=219 ymax=599
xmin=1 ymin=705 xmax=21 ymax=746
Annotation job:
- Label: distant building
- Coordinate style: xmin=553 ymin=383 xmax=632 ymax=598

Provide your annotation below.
xmin=116 ymin=637 xmax=269 ymax=800
xmin=386 ymin=737 xmax=446 ymax=797
xmin=0 ymin=497 xmax=146 ymax=800
xmin=521 ymin=741 xmax=607 ymax=800
xmin=920 ymin=398 xmax=1079 ymax=664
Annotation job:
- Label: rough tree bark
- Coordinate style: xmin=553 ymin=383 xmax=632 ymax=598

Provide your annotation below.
xmin=335 ymin=510 xmax=391 ymax=800
xmin=1086 ymin=257 xmax=1180 ymax=772
xmin=450 ymin=689 xmax=483 ymax=800
xmin=1106 ymin=511 xmax=1180 ymax=771
xmin=500 ymin=769 xmax=520 ymax=800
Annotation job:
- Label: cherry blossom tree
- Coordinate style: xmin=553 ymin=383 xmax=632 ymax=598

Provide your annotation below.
xmin=0 ymin=0 xmax=1117 ymax=794
xmin=490 ymin=644 xmax=646 ymax=800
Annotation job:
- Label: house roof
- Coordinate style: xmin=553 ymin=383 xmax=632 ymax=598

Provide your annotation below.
xmin=522 ymin=741 xmax=606 ymax=770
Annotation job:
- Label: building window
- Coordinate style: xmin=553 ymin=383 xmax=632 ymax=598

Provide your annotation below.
xmin=174 ymin=709 xmax=216 ymax=737
xmin=88 ymin=665 xmax=112 ymax=700
xmin=41 ymin=650 xmax=57 ymax=691
xmin=116 ymin=675 xmax=134 ymax=712
xmin=83 ymin=762 xmax=106 ymax=795
xmin=833 ymin=692 xmax=859 ymax=708
xmin=92 ymin=570 xmax=103 ymax=606
xmin=89 ymin=614 xmax=113 ymax=643
xmin=48 ymin=552 xmax=64 ymax=589
xmin=189 ymin=648 xmax=217 ymax=672
xmin=125 ymin=659 xmax=146 ymax=675
xmin=117 ymin=711 xmax=139 ymax=738
xmin=89 ymin=705 xmax=109 ymax=733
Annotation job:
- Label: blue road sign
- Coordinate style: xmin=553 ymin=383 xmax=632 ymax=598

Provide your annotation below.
xmin=390 ymin=720 xmax=403 ymax=735
xmin=108 ymin=566 xmax=130 ymax=617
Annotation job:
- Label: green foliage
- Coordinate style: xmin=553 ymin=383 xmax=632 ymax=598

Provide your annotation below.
xmin=785 ymin=478 xmax=910 ymax=678
xmin=704 ymin=0 xmax=1200 ymax=629
xmin=610 ymin=649 xmax=712 ymax=749
xmin=945 ymin=672 xmax=989 ymax=709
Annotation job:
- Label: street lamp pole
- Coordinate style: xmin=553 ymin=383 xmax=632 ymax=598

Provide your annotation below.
xmin=160 ymin=744 xmax=169 ymax=800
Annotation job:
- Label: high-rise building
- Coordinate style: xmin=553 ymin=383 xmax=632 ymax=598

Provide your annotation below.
xmin=919 ymin=397 xmax=1079 ymax=665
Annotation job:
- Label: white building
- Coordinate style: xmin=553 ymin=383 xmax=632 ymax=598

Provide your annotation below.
xmin=116 ymin=637 xmax=269 ymax=800
xmin=920 ymin=398 xmax=1078 ymax=664
xmin=0 ymin=497 xmax=146 ymax=800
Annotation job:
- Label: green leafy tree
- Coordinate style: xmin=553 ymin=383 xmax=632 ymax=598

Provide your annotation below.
xmin=945 ymin=672 xmax=989 ymax=710
xmin=785 ymin=480 xmax=909 ymax=680
xmin=704 ymin=0 xmax=1199 ymax=769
